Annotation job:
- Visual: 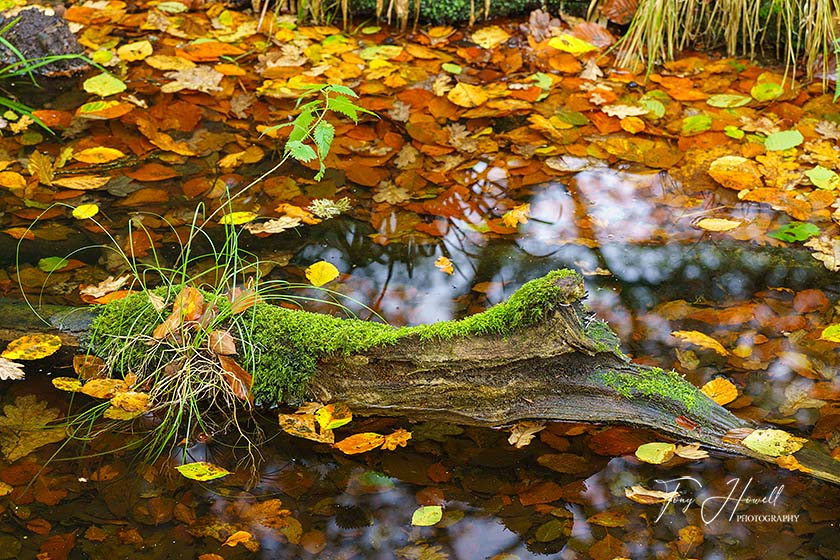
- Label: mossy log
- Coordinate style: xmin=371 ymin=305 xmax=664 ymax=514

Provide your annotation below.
xmin=12 ymin=270 xmax=840 ymax=486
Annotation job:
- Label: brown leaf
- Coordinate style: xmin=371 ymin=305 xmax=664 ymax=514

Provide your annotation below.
xmin=217 ymin=355 xmax=252 ymax=403
xmin=208 ymin=330 xmax=237 ymax=355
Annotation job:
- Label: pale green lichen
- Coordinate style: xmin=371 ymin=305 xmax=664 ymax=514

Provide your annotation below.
xmin=594 ymin=367 xmax=712 ymax=414
xmin=88 ymin=270 xmax=585 ymax=405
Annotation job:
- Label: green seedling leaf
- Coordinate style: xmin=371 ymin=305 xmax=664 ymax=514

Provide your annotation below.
xmin=411 ymin=505 xmax=443 ymax=526
xmin=326 ymin=95 xmax=361 ymax=122
xmin=742 ymin=429 xmax=806 ymax=457
xmin=38 ymin=256 xmax=69 ymax=272
xmin=175 ymin=461 xmax=231 ymax=481
xmin=706 ymin=93 xmax=752 ymax=108
xmin=285 ymin=140 xmax=317 ymax=163
xmin=288 ymin=109 xmax=315 ymax=143
xmin=324 ymin=84 xmax=359 ymax=97
xmin=83 ymin=73 xmax=127 ymax=97
xmin=750 ymin=82 xmax=783 ymax=101
xmin=805 ymin=165 xmax=840 ymax=190
xmin=820 ymin=324 xmax=840 ymax=342
xmin=313 ymin=120 xmax=335 ymax=159
xmin=635 ymin=442 xmax=676 ymax=464
xmin=767 ymin=222 xmax=820 ymax=242
xmin=681 ymin=114 xmax=712 ymax=135
xmin=764 ymin=130 xmax=803 ymax=151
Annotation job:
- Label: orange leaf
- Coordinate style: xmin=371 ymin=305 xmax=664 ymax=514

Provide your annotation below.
xmin=178 ymin=42 xmax=245 ymax=62
xmin=73 ymin=354 xmax=107 ymax=380
xmin=382 ymin=428 xmax=412 ymax=451
xmin=446 ymin=82 xmax=488 ymax=108
xmin=700 ymin=377 xmax=738 ymax=405
xmin=125 ymin=163 xmax=178 ymax=182
xmin=333 ymin=432 xmax=386 ymax=454
xmin=223 ymin=530 xmax=253 ymax=547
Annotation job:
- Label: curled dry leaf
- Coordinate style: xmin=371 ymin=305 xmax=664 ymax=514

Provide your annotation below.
xmin=671 ymin=330 xmax=729 ymax=356
xmin=675 ymin=442 xmax=709 ymax=460
xmin=208 ymin=330 xmax=237 ymax=355
xmin=625 ymin=485 xmax=679 ymax=505
xmin=508 ymin=420 xmax=546 ymax=448
xmin=217 ymin=355 xmax=253 ymax=403
xmin=0 ymin=357 xmax=25 ymax=380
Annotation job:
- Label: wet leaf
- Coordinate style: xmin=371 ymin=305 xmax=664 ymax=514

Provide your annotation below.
xmin=548 ymin=34 xmax=598 ymax=54
xmin=696 ymin=217 xmax=741 ymax=232
xmin=682 ymin=114 xmax=712 ymax=134
xmin=333 ymin=432 xmax=386 ymax=454
xmin=80 ymin=378 xmax=128 ymax=399
xmin=2 ymin=334 xmax=62 ymax=360
xmin=175 ymin=461 xmax=231 ymax=481
xmin=73 ymin=147 xmax=125 ymax=164
xmin=51 ymin=377 xmax=83 ymax=392
xmin=434 ymin=256 xmax=454 ymax=275
xmin=805 ymin=165 xmax=840 ymax=190
xmin=0 ymin=357 xmax=25 ymax=380
xmin=768 ymin=222 xmax=820 ymax=242
xmin=315 ymin=403 xmax=353 ymax=431
xmin=820 ymin=324 xmax=840 ymax=342
xmin=72 ymin=203 xmax=99 ymax=219
xmin=80 ymin=275 xmax=131 ymax=300
xmin=52 ymin=175 xmax=111 ymax=190
xmin=110 ymin=391 xmax=150 ymax=412
xmin=502 ymin=203 xmax=530 ymax=227
xmin=741 ymin=429 xmax=807 ymax=457
xmin=0 ymin=395 xmax=66 ymax=461
xmin=706 ymin=93 xmax=752 ymax=108
xmin=707 ymin=155 xmax=763 ymax=190
xmin=447 ymin=82 xmax=488 ymax=108
xmin=625 ymin=485 xmax=679 ymax=504
xmin=382 ymin=428 xmax=412 ymax=451
xmin=83 ymin=73 xmax=127 ymax=97
xmin=750 ymin=81 xmax=783 ymax=101
xmin=635 ymin=442 xmax=676 ymax=464
xmin=471 ymin=26 xmax=510 ymax=49
xmin=219 ymin=211 xmax=258 ymax=225
xmin=508 ymin=421 xmax=546 ymax=448
xmin=117 ymin=40 xmax=153 ymax=61
xmin=38 ymin=256 xmax=70 ymax=272
xmin=674 ymin=442 xmax=709 ymax=460
xmin=700 ymin=377 xmax=738 ymax=405
xmin=764 ymin=130 xmax=803 ymax=151
xmin=411 ymin=505 xmax=442 ymax=526
xmin=161 ymin=66 xmax=224 ymax=93
xmin=223 ymin=530 xmax=253 ymax=547
xmin=279 ymin=411 xmax=334 ymax=443
xmin=208 ymin=330 xmax=237 ymax=355
xmin=671 ymin=330 xmax=729 ymax=355
xmin=305 ymin=261 xmax=339 ymax=286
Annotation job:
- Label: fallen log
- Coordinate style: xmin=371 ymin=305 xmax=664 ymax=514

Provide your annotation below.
xmin=9 ymin=270 xmax=840 ymax=485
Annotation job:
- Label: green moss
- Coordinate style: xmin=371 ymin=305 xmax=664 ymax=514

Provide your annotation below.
xmin=88 ymin=270 xmax=587 ymax=405
xmin=595 ymin=367 xmax=712 ymax=413
xmin=584 ymin=317 xmax=625 ymax=358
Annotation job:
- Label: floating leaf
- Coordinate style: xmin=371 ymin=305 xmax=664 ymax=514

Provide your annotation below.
xmin=674 ymin=442 xmax=709 ymax=460
xmin=701 ymin=377 xmax=738 ymax=405
xmin=315 ymin=403 xmax=353 ymax=431
xmin=52 ymin=175 xmax=111 ymax=190
xmin=820 ymin=324 xmax=840 ymax=342
xmin=0 ymin=357 xmax=25 ymax=380
xmin=696 ymin=218 xmax=741 ymax=232
xmin=548 ymin=34 xmax=598 ymax=55
xmin=764 ymin=130 xmax=803 ymax=151
xmin=305 ymin=261 xmax=339 ymax=286
xmin=805 ymin=165 xmax=840 ymax=190
xmin=333 ymin=432 xmax=386 ymax=454
xmin=411 ymin=505 xmax=443 ymax=526
xmin=767 ymin=222 xmax=820 ymax=243
xmin=446 ymin=82 xmax=488 ymax=108
xmin=219 ymin=211 xmax=258 ymax=225
xmin=117 ymin=40 xmax=153 ymax=61
xmin=175 ymin=461 xmax=231 ymax=481
xmin=434 ymin=256 xmax=454 ymax=275
xmin=80 ymin=378 xmax=127 ymax=399
xmin=681 ymin=114 xmax=712 ymax=135
xmin=72 ymin=203 xmax=99 ymax=220
xmin=83 ymin=73 xmax=127 ymax=97
xmin=382 ymin=428 xmax=412 ymax=451
xmin=110 ymin=391 xmax=151 ymax=412
xmin=707 ymin=155 xmax=763 ymax=190
xmin=441 ymin=62 xmax=462 ymax=74
xmin=51 ymin=377 xmax=83 ymax=392
xmin=706 ymin=93 xmax=752 ymax=108
xmin=279 ymin=411 xmax=335 ymax=443
xmin=635 ymin=442 xmax=676 ymax=464
xmin=73 ymin=147 xmax=125 ymax=164
xmin=223 ymin=530 xmax=253 ymax=547
xmin=750 ymin=81 xmax=783 ymax=101
xmin=671 ymin=330 xmax=729 ymax=355
xmin=625 ymin=485 xmax=679 ymax=505
xmin=741 ymin=429 xmax=807 ymax=457
xmin=2 ymin=334 xmax=62 ymax=360
xmin=502 ymin=203 xmax=530 ymax=227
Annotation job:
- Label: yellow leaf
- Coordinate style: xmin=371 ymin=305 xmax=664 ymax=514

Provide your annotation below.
xmin=471 ymin=25 xmax=510 ymax=49
xmin=0 ymin=171 xmax=26 ymax=189
xmin=103 ymin=406 xmax=142 ymax=420
xmin=223 ymin=530 xmax=253 ymax=547
xmin=333 ymin=432 xmax=386 ymax=454
xmin=278 ymin=412 xmax=334 ymax=443
xmin=315 ymin=403 xmax=353 ymax=431
xmin=110 ymin=391 xmax=151 ymax=412
xmin=73 ymin=354 xmax=107 ymax=379
xmin=219 ymin=211 xmax=258 ymax=225
xmin=117 ymin=40 xmax=153 ymax=62
xmin=502 ymin=203 xmax=530 ymax=228
xmin=635 ymin=442 xmax=676 ymax=464
xmin=27 ymin=151 xmax=54 ymax=186
xmin=696 ymin=218 xmax=742 ymax=232
xmin=382 ymin=428 xmax=412 ymax=451
xmin=671 ymin=330 xmax=729 ymax=356
xmin=73 ymin=147 xmax=126 ymax=164
xmin=72 ymin=203 xmax=100 ymax=219
xmin=742 ymin=429 xmax=807 ymax=457
xmin=1 ymin=334 xmax=62 ymax=360
xmin=305 ymin=261 xmax=339 ymax=286
xmin=446 ymin=82 xmax=488 ymax=108
xmin=80 ymin=378 xmax=128 ymax=399
xmin=434 ymin=256 xmax=454 ymax=275
xmin=51 ymin=175 xmax=111 ymax=190
xmin=52 ymin=377 xmax=83 ymax=392
xmin=175 ymin=461 xmax=231 ymax=481
xmin=707 ymin=155 xmax=763 ymax=190
xmin=700 ymin=377 xmax=738 ymax=405
xmin=548 ymin=34 xmax=598 ymax=55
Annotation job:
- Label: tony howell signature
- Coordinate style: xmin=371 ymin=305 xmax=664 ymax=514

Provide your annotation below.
xmin=653 ymin=476 xmax=797 ymax=524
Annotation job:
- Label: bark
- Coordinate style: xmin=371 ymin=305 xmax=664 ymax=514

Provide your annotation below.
xmin=4 ymin=271 xmax=840 ymax=486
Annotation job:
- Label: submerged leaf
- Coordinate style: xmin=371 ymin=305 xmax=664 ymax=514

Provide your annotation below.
xmin=0 ymin=395 xmax=66 ymax=461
